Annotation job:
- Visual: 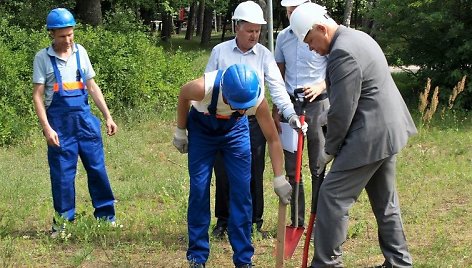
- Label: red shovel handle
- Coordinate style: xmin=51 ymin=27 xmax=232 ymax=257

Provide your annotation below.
xmin=294 ymin=114 xmax=305 ymax=184
xmin=301 ymin=212 xmax=316 ymax=268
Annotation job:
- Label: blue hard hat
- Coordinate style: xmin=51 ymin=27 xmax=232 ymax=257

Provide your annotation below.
xmin=46 ymin=8 xmax=76 ymax=30
xmin=222 ymin=64 xmax=261 ymax=110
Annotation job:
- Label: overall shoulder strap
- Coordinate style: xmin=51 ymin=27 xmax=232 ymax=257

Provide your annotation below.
xmin=48 ymin=47 xmax=63 ymax=92
xmin=75 ymin=44 xmax=85 ymax=83
xmin=207 ymin=70 xmax=223 ymax=116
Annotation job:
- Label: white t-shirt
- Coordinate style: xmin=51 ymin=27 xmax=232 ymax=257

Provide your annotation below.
xmin=191 ymin=70 xmax=263 ymax=117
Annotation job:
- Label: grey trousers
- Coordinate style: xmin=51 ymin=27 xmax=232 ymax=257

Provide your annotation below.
xmin=311 ymin=155 xmax=413 ymax=268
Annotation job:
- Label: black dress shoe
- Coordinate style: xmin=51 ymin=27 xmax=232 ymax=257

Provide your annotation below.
xmin=252 ymin=227 xmax=270 ymax=239
xmin=235 ymin=264 xmax=253 ymax=268
xmin=211 ymin=225 xmax=227 ymax=239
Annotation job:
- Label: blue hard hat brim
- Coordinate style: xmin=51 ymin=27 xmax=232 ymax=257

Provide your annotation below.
xmin=47 ymin=22 xmax=76 ymax=30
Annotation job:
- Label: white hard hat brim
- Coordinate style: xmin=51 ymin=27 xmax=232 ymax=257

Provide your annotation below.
xmin=290 ymin=2 xmax=329 ymax=42
xmin=281 ymin=0 xmax=310 ymax=7
xmin=232 ymin=17 xmax=267 ymax=25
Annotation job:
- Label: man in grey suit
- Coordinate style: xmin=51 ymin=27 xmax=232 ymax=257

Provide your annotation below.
xmin=290 ymin=3 xmax=417 ymax=267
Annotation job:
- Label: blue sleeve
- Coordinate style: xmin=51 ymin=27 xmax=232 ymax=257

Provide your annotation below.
xmin=274 ymin=33 xmax=285 ymax=63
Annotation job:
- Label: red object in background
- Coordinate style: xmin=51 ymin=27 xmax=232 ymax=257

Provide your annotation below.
xmin=179 ymin=8 xmax=185 ymax=21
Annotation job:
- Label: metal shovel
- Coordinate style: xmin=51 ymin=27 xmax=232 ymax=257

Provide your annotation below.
xmin=284 ymin=88 xmax=307 ymax=259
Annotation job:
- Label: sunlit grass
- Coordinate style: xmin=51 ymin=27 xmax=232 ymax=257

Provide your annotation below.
xmin=1 ymin=109 xmax=471 ymax=267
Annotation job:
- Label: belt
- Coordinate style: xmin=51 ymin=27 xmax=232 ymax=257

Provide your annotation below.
xmin=290 ymin=93 xmax=328 ymax=103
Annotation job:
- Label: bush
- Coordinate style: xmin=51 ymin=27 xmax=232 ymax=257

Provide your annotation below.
xmin=0 ymin=19 xmax=49 ymax=145
xmin=371 ymin=0 xmax=472 ymax=110
xmin=0 ymin=18 xmax=205 ymax=146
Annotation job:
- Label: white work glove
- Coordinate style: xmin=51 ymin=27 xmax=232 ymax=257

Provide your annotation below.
xmin=172 ymin=127 xmax=188 ymax=154
xmin=288 ymin=114 xmax=308 ymax=135
xmin=317 ymin=151 xmax=334 ymax=176
xmin=273 ymin=175 xmax=292 ymax=205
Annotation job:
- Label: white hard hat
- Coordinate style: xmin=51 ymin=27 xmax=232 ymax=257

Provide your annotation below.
xmin=232 ymin=1 xmax=267 ymax=25
xmin=281 ymin=0 xmax=310 ymax=7
xmin=290 ymin=2 xmax=331 ymax=42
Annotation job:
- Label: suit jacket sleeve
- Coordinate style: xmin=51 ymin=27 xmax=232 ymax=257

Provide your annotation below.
xmin=325 ymin=49 xmax=362 ymax=156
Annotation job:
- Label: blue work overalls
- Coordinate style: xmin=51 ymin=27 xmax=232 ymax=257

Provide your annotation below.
xmin=186 ymin=71 xmax=253 ymax=266
xmin=46 ymin=44 xmax=115 ymax=222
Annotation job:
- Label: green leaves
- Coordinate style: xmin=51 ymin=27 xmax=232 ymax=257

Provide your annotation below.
xmin=372 ymin=0 xmax=472 ymax=109
xmin=0 ymin=18 xmax=203 ymax=145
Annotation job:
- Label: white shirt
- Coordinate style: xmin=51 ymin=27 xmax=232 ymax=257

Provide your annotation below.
xmin=191 ymin=70 xmax=263 ymax=116
xmin=205 ymin=38 xmax=295 ymax=119
xmin=275 ymin=26 xmax=327 ymax=96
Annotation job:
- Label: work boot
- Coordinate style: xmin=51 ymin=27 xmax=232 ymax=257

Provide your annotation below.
xmin=251 ymin=226 xmax=269 ymax=239
xmin=50 ymin=221 xmax=67 ymax=239
xmin=189 ymin=261 xmax=205 ymax=268
xmin=211 ymin=225 xmax=227 ymax=239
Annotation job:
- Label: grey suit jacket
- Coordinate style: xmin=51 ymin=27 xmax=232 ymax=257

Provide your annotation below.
xmin=325 ymin=25 xmax=417 ymax=172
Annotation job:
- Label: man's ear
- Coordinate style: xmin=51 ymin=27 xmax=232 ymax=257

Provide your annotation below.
xmin=314 ymin=24 xmax=327 ymax=35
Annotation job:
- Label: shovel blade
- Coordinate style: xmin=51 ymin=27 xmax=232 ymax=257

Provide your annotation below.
xmin=284 ymin=225 xmax=305 ymax=259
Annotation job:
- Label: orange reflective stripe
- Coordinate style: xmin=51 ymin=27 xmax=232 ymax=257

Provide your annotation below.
xmin=215 ymin=114 xmax=231 ymax=120
xmin=53 ymin=81 xmax=85 ymax=92
xmin=203 ymin=112 xmax=232 ymax=120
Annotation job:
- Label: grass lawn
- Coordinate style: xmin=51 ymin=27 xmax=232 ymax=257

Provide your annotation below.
xmin=0 ymin=108 xmax=471 ymax=267
xmin=0 ymin=31 xmax=471 ymax=267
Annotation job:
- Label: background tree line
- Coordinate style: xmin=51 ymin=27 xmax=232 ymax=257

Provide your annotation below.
xmin=0 ymin=0 xmax=470 ymax=146
xmin=1 ymin=0 xmax=470 ymax=103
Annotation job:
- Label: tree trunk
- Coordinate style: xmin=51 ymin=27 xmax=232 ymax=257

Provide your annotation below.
xmin=257 ymin=0 xmax=267 ymax=47
xmin=75 ymin=0 xmax=102 ymax=26
xmin=353 ymin=0 xmax=358 ymax=28
xmin=342 ymin=0 xmax=354 ymax=27
xmin=196 ymin=0 xmax=205 ymax=36
xmin=216 ymin=13 xmax=222 ymax=32
xmin=366 ymin=0 xmax=377 ymax=37
xmin=161 ymin=12 xmax=173 ymax=41
xmin=200 ymin=6 xmax=213 ymax=46
xmin=185 ymin=1 xmax=197 ymax=40
xmin=221 ymin=0 xmax=239 ymax=42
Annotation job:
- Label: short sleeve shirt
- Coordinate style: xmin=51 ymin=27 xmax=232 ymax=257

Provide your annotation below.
xmin=275 ymin=26 xmax=327 ymax=96
xmin=33 ymin=43 xmax=95 ymax=107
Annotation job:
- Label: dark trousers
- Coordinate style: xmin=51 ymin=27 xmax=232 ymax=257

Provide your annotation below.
xmin=284 ymin=98 xmax=329 ymax=226
xmin=214 ymin=116 xmax=266 ymax=229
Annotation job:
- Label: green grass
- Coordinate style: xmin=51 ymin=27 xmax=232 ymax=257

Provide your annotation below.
xmin=0 ymin=35 xmax=471 ymax=266
xmin=1 ymin=109 xmax=471 ymax=267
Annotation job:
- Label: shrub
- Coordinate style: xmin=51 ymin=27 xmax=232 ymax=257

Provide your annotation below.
xmin=0 ymin=19 xmax=49 ymax=145
xmin=0 ymin=18 xmax=205 ymax=146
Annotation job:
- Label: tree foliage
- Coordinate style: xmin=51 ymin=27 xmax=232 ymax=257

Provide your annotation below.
xmin=371 ymin=0 xmax=472 ymax=109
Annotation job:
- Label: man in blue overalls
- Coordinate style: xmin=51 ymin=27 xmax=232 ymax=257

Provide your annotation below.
xmin=32 ymin=8 xmax=117 ymax=234
xmin=173 ymin=64 xmax=292 ymax=268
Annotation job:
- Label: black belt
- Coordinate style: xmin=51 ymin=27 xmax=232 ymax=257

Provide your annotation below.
xmin=290 ymin=93 xmax=328 ymax=103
